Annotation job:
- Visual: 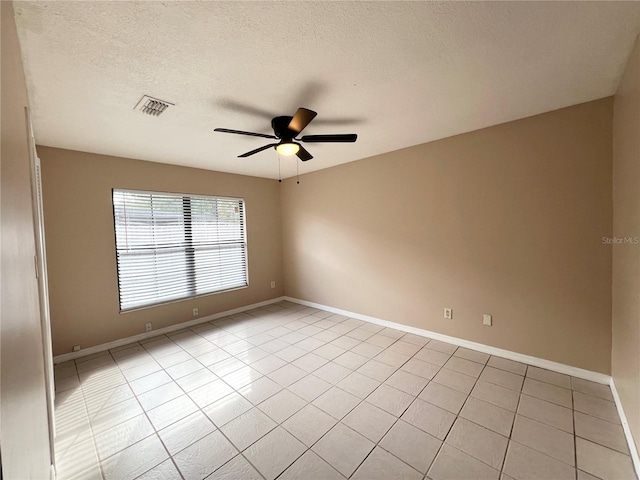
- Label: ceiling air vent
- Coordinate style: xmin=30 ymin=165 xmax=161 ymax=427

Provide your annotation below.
xmin=134 ymin=95 xmax=174 ymax=117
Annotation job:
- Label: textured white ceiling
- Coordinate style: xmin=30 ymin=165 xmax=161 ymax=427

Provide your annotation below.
xmin=14 ymin=1 xmax=640 ymax=179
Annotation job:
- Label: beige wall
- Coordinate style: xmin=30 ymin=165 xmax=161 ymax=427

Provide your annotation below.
xmin=282 ymin=99 xmax=613 ymax=374
xmin=0 ymin=1 xmax=53 ymax=477
xmin=39 ymin=147 xmax=283 ymax=356
xmin=612 ymin=34 xmax=640 ymax=455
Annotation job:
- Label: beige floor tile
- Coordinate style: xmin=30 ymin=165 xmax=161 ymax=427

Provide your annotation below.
xmin=511 ymin=414 xmax=575 ymax=466
xmin=165 ymin=358 xmax=203 ymax=380
xmin=56 ymin=436 xmax=101 ymax=480
xmin=147 ymin=395 xmax=198 ymax=430
xmin=83 ymin=384 xmax=134 ymax=416
xmin=351 ymin=342 xmax=385 ymax=359
xmin=352 ymin=446 xmax=423 ymax=479
xmin=402 ymin=398 xmax=456 ymax=440
xmin=288 ymin=374 xmax=332 ymax=402
xmin=445 ymin=417 xmax=508 ymax=469
xmin=414 ymin=347 xmax=451 ymax=366
xmin=444 ymin=356 xmax=484 ymax=378
xmin=282 ymin=404 xmax=337 ymax=447
xmin=366 ymin=383 xmax=415 ymax=416
xmin=419 ymin=381 xmax=468 ymax=414
xmin=258 ymin=389 xmax=307 ymax=423
xmin=279 ymin=450 xmax=345 ymax=480
xmin=479 ymin=366 xmax=524 ymax=392
xmin=385 ymin=369 xmax=429 ymax=396
xmin=312 ymin=423 xmax=375 ymax=477
xmin=571 ymin=377 xmax=614 ymax=401
xmin=93 ymin=414 xmax=155 ymax=460
xmin=137 ymin=382 xmax=183 ymax=411
xmin=173 ymin=430 xmax=238 ymax=480
xmin=251 ymin=354 xmax=288 ymax=375
xmin=206 ymin=455 xmax=262 ymax=480
xmin=503 ymin=441 xmax=575 ymax=480
xmin=460 ymin=397 xmax=515 ymax=437
xmin=157 ymin=410 xmax=216 ymax=456
xmin=574 ymin=411 xmax=629 ymax=454
xmin=128 ymin=370 xmax=172 ymax=396
xmin=454 ymin=347 xmax=490 ymax=365
xmin=432 ymin=368 xmax=477 ymax=394
xmin=101 ymin=435 xmax=169 ymax=480
xmin=374 ymin=349 xmax=411 ymax=368
xmin=175 ymin=368 xmax=217 ymax=392
xmin=89 ymin=397 xmax=144 ymax=434
xmin=313 ymin=386 xmax=361 ymax=419
xmin=573 ymin=391 xmax=621 ymax=424
xmin=380 ymin=419 xmax=442 ymax=474
xmin=292 ymin=352 xmax=329 ymax=373
xmin=314 ymin=362 xmax=353 ymax=384
xmin=517 ymin=393 xmax=573 ymax=433
xmin=220 ymin=407 xmax=277 ymax=451
xmin=221 ymin=365 xmax=263 ymax=390
xmin=337 ymin=371 xmax=381 ymax=399
xmin=577 ymin=469 xmax=601 ymax=480
xmin=237 ymin=375 xmax=283 ymax=405
xmin=203 ymin=391 xmax=253 ymax=427
xmin=136 ymin=458 xmax=182 ymax=480
xmin=188 ymin=379 xmax=234 ymax=408
xmin=487 ymin=357 xmax=527 ymax=375
xmin=526 ymin=366 xmax=571 ymax=389
xmin=268 ymin=363 xmax=307 ymax=387
xmin=331 ymin=335 xmax=362 ymax=350
xmin=315 ymin=343 xmax=348 ymax=361
xmin=387 ymin=340 xmax=422 ymax=356
xmin=428 ymin=444 xmax=500 ymax=480
xmin=333 ymin=350 xmax=369 ymax=370
xmin=522 ymin=377 xmax=572 ymax=408
xmin=400 ymin=357 xmax=441 ymax=380
xmin=357 ymin=359 xmax=397 ymax=381
xmin=400 ymin=333 xmax=431 ymax=347
xmin=343 ymin=401 xmax=397 ymax=442
xmin=576 ymin=437 xmax=636 ymax=480
xmin=471 ymin=380 xmax=519 ymax=412
xmin=425 ymin=340 xmax=458 ymax=355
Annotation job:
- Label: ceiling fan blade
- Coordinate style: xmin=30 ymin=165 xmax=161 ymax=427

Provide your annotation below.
xmin=296 ymin=145 xmax=313 ymax=162
xmin=288 ymin=108 xmax=317 ymax=135
xmin=214 ymin=128 xmax=277 ymax=139
xmin=299 ymin=134 xmax=357 ymax=143
xmin=238 ymin=143 xmax=278 ymax=158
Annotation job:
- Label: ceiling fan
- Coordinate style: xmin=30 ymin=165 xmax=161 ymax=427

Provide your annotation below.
xmin=214 ymin=108 xmax=357 ymax=161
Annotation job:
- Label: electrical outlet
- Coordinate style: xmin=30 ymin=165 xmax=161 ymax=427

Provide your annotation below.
xmin=145 ymin=322 xmax=152 ymax=332
xmin=483 ymin=314 xmax=492 ymax=326
xmin=72 ymin=345 xmax=81 ymax=352
xmin=444 ymin=308 xmax=452 ymax=319
xmin=270 ymin=280 xmax=276 ymax=289
xmin=193 ymin=307 xmax=199 ymax=316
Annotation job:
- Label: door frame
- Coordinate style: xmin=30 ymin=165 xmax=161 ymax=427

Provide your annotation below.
xmin=26 ymin=107 xmax=56 ymax=474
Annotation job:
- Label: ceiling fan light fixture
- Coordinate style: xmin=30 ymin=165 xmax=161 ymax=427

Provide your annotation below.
xmin=276 ymin=142 xmax=300 ymax=156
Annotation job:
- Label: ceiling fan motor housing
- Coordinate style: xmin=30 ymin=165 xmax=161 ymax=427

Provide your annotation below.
xmin=271 ymin=116 xmax=297 ymax=140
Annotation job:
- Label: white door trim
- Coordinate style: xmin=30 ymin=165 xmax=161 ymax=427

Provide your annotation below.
xmin=26 ymin=107 xmax=56 ymax=472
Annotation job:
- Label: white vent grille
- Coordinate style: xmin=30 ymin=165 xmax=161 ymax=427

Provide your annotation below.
xmin=134 ymin=95 xmax=174 ymax=116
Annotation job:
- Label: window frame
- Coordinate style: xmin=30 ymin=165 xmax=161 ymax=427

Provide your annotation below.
xmin=111 ymin=188 xmax=249 ymax=313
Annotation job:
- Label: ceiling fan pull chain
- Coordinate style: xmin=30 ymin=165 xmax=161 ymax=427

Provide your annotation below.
xmin=297 ymin=157 xmax=300 ymax=185
xmin=278 ymin=153 xmax=282 ymax=183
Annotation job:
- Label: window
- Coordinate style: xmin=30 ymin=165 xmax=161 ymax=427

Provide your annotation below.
xmin=112 ymin=189 xmax=247 ymax=311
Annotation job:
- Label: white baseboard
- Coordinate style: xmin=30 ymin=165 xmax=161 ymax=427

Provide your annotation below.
xmin=53 ymin=296 xmax=285 ymax=364
xmin=610 ymin=379 xmax=640 ymax=477
xmin=284 ymin=296 xmax=611 ymax=385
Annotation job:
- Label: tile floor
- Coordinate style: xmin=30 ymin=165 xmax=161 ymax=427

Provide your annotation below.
xmin=53 ymin=301 xmax=637 ymax=480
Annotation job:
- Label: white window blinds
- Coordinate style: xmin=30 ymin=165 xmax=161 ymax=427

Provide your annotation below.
xmin=112 ymin=189 xmax=248 ymax=311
